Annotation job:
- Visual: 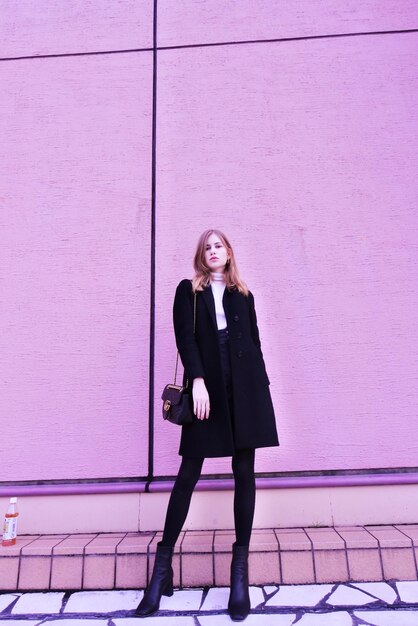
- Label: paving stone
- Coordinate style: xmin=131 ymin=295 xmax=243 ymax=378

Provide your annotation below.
xmin=280 ymin=549 xmax=315 ymax=584
xmin=0 ymin=594 xmax=20 ymax=611
xmin=200 ymin=586 xmax=264 ymax=611
xmin=366 ymin=526 xmax=412 ymax=548
xmin=0 ymin=555 xmax=19 ymax=591
xmin=0 ymin=622 xmax=40 ymax=626
xmin=64 ymin=589 xmax=142 ymax=613
xmin=182 ymin=552 xmax=213 ymax=587
xmin=159 ymin=588 xmax=203 ymax=611
xmin=200 ymin=587 xmax=229 ymax=611
xmin=346 ymin=546 xmax=383 ymax=582
xmin=249 ymin=586 xmax=265 ymax=608
xmin=354 ymin=610 xmax=418 ymax=625
xmin=11 ymin=592 xmax=65 ymax=614
xmin=114 ymin=618 xmax=196 ymax=625
xmin=198 ymin=615 xmax=296 ymax=626
xmin=396 ymin=581 xmax=418 ymax=603
xmin=296 ymin=612 xmax=353 ymax=625
xmin=351 ymin=582 xmax=397 ymax=604
xmin=313 ymin=548 xmax=349 ymax=583
xmin=249 ymin=548 xmax=280 ymax=585
xmin=327 ymin=584 xmax=379 ymax=606
xmin=266 ymin=584 xmax=334 ymax=607
xmin=47 ymin=621 xmax=108 ymax=625
xmin=381 ymin=547 xmax=417 ymax=580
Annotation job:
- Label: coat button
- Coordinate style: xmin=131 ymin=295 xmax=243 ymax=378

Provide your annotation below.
xmin=233 ymin=314 xmax=239 ymax=322
xmin=237 ymin=350 xmax=243 ymax=358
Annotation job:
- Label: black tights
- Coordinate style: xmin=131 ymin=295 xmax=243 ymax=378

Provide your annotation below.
xmin=161 ymin=449 xmax=256 ymax=547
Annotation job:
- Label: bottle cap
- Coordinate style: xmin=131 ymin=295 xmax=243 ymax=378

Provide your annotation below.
xmin=10 ymin=497 xmax=17 ymax=504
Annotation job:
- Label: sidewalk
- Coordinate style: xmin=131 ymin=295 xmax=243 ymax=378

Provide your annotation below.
xmin=1 ymin=582 xmax=418 ymax=625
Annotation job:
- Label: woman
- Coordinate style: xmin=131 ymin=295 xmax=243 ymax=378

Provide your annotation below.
xmin=136 ymin=229 xmax=279 ymax=621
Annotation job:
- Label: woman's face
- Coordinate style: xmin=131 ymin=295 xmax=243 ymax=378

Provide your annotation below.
xmin=204 ymin=233 xmax=229 ymax=273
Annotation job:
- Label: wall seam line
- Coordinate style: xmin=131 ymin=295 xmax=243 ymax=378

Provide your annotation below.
xmin=147 ymin=0 xmax=158 ymax=484
xmin=1 ymin=27 xmax=417 ymax=63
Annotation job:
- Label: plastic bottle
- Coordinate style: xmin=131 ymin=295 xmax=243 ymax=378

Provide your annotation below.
xmin=2 ymin=497 xmax=19 ymax=547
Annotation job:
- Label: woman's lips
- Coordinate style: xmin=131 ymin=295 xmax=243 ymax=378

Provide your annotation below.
xmin=210 ymin=257 xmax=218 ymax=261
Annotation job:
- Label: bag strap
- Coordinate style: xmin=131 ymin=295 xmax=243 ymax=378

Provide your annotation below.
xmin=174 ymin=291 xmax=197 ymax=386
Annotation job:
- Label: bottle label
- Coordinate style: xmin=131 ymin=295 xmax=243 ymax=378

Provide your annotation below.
xmin=3 ymin=517 xmax=18 ymax=541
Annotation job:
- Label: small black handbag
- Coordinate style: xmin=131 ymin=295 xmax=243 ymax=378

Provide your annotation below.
xmin=161 ymin=292 xmax=196 ymax=426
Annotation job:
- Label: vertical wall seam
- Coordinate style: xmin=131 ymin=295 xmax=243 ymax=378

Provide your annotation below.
xmin=147 ymin=0 xmax=158 ymax=483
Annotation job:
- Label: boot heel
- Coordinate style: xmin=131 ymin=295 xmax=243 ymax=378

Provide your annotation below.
xmin=228 ymin=543 xmax=250 ymax=621
xmin=135 ymin=543 xmax=174 ymax=617
xmin=163 ymin=579 xmax=173 ymax=597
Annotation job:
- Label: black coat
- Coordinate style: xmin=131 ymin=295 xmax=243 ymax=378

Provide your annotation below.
xmin=173 ymin=279 xmax=279 ymax=457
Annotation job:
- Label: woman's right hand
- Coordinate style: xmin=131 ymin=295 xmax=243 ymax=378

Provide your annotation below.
xmin=192 ymin=377 xmax=210 ymax=420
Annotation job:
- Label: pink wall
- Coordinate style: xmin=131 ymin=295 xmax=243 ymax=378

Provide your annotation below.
xmin=0 ymin=1 xmax=153 ymax=57
xmin=1 ymin=49 xmax=153 ymax=480
xmin=1 ymin=2 xmax=417 ymax=483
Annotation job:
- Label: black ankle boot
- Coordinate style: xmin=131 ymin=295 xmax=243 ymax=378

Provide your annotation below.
xmin=135 ymin=542 xmax=174 ymax=617
xmin=227 ymin=543 xmax=250 ymax=621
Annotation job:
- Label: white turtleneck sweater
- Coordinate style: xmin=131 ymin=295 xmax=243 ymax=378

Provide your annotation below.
xmin=210 ymin=272 xmax=227 ymax=330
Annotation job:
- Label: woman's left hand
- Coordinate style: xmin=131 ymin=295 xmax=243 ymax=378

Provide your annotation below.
xmin=192 ymin=377 xmax=210 ymax=420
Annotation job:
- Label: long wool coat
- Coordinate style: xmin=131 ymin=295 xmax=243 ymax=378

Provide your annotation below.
xmin=173 ymin=278 xmax=279 ymax=458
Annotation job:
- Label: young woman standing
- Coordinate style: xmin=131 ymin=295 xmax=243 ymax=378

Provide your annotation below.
xmin=136 ymin=229 xmax=279 ymax=621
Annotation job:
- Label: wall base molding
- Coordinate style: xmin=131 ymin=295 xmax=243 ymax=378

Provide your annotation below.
xmin=1 ymin=483 xmax=417 ymax=535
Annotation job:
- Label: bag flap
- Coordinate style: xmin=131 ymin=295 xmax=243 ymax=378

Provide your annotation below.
xmin=161 ymin=384 xmax=186 ymax=406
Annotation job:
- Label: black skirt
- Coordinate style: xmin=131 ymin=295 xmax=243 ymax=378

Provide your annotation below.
xmin=218 ymin=328 xmax=235 ymax=436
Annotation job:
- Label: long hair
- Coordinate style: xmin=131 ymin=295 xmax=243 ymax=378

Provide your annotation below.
xmin=191 ymin=229 xmax=248 ymax=295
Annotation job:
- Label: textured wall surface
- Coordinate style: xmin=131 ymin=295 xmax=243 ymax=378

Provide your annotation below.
xmin=1 ymin=51 xmax=153 ymax=481
xmin=0 ymin=0 xmax=153 ymax=57
xmin=157 ymin=0 xmax=417 ymax=47
xmin=154 ymin=32 xmax=418 ymax=476
xmin=1 ymin=1 xmax=417 ymax=483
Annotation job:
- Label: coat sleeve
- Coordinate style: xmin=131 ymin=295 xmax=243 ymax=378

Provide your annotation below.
xmin=173 ymin=279 xmax=206 ymax=381
xmin=248 ymin=290 xmax=262 ymax=351
xmin=248 ymin=290 xmax=271 ymax=385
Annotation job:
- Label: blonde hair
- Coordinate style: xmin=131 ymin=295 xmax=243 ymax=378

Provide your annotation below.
xmin=191 ymin=229 xmax=248 ymax=295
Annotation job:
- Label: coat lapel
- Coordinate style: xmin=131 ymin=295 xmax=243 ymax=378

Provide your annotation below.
xmin=201 ymin=285 xmax=218 ymax=329
xmin=201 ymin=284 xmax=237 ymax=330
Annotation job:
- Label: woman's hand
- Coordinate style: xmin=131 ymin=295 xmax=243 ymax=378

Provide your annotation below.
xmin=192 ymin=377 xmax=210 ymax=420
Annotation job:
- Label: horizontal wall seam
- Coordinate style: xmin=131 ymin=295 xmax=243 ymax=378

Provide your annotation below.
xmin=0 ymin=47 xmax=153 ymax=62
xmin=156 ymin=27 xmax=418 ymax=51
xmin=1 ymin=28 xmax=417 ymax=62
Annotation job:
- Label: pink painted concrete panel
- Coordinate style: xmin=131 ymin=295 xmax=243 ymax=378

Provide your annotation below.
xmin=0 ymin=0 xmax=153 ymax=58
xmin=154 ymin=33 xmax=418 ymax=475
xmin=0 ymin=52 xmax=153 ymax=480
xmin=158 ymin=0 xmax=418 ymax=47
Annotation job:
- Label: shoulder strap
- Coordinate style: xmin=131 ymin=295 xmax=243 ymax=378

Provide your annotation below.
xmin=174 ymin=291 xmax=196 ymax=386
